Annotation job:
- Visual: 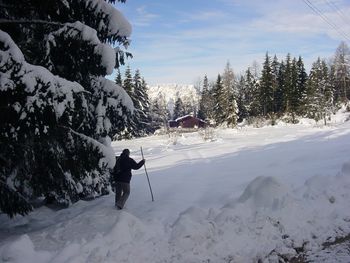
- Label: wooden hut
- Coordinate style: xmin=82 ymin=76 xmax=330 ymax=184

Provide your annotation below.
xmin=168 ymin=115 xmax=207 ymax=129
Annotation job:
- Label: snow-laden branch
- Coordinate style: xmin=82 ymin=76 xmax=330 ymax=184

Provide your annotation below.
xmin=83 ymin=0 xmax=132 ymax=38
xmin=60 ymin=125 xmax=115 ymax=169
xmin=46 ymin=21 xmax=117 ymax=75
xmin=0 ymin=30 xmax=85 ymax=120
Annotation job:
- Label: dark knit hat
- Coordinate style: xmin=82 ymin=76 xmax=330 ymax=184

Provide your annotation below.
xmin=122 ymin=149 xmax=130 ymax=155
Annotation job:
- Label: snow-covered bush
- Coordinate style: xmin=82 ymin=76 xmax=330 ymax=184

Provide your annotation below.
xmin=0 ymin=0 xmax=133 ymax=217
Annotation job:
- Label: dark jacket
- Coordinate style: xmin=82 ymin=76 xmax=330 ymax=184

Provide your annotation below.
xmin=115 ymin=154 xmax=145 ymax=183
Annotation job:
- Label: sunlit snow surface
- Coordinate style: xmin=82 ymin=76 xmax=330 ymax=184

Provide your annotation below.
xmin=1 ymin=111 xmax=350 ymax=262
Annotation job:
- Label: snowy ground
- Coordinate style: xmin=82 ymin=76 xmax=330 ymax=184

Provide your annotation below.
xmin=1 ymin=112 xmax=350 ymax=262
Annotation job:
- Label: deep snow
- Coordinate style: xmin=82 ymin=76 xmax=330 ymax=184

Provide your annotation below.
xmin=1 ymin=112 xmax=350 ymax=262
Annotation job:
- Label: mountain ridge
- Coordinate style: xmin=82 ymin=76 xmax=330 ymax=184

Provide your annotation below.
xmin=147 ymin=83 xmax=201 ymax=116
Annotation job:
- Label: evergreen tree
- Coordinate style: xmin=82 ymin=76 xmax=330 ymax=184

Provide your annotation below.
xmin=0 ymin=0 xmax=133 ymax=216
xmin=116 ymin=65 xmax=136 ymax=139
xmin=288 ymin=57 xmax=299 ymax=122
xmin=283 ymin=53 xmax=293 ymax=113
xmin=123 ymin=65 xmax=134 ymax=94
xmin=322 ymin=61 xmax=335 ymax=124
xmin=236 ymin=75 xmax=247 ymax=122
xmin=173 ymin=97 xmax=186 ymax=120
xmin=259 ymin=53 xmax=274 ymax=116
xmin=271 ymin=55 xmax=280 ymax=114
xmin=304 ymin=58 xmax=334 ymax=124
xmin=328 ymin=64 xmax=337 ymax=110
xmin=132 ymin=70 xmax=143 ymax=125
xmin=197 ymin=75 xmax=208 ymax=120
xmin=132 ymin=69 xmax=152 ymax=136
xmin=222 ymin=62 xmax=238 ymax=127
xmin=296 ymin=56 xmax=308 ymax=115
xmin=182 ymin=95 xmax=196 ymax=116
xmin=115 ymin=69 xmax=123 ymax=86
xmin=150 ymin=94 xmax=170 ymax=130
xmin=236 ymin=66 xmax=261 ymax=121
xmin=226 ymin=93 xmax=239 ymax=127
xmin=141 ymin=77 xmax=153 ymax=133
xmin=246 ymin=67 xmax=261 ymax=118
xmin=212 ymin=74 xmax=225 ymax=125
xmin=120 ymin=67 xmax=153 ymax=138
xmin=198 ymin=75 xmax=215 ymax=121
xmin=276 ymin=61 xmax=286 ymax=114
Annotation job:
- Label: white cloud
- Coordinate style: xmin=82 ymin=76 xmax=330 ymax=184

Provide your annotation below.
xmin=178 ymin=10 xmax=229 ymax=23
xmin=132 ymin=5 xmax=159 ymax=27
xmin=121 ymin=0 xmax=350 ymax=84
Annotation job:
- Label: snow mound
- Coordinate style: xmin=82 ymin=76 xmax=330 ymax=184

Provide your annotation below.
xmin=238 ymin=176 xmax=290 ymax=210
xmin=170 ymin=207 xmax=215 ymax=246
xmin=0 ymin=235 xmax=51 ymax=263
xmin=169 ymin=207 xmax=218 ymax=262
xmin=341 ymin=161 xmax=350 ymax=176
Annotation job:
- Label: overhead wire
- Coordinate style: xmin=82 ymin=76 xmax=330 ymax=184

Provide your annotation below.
xmin=302 ymin=0 xmax=350 ymax=42
xmin=324 ymin=0 xmax=350 ymax=25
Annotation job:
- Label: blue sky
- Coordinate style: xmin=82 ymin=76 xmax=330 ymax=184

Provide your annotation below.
xmin=113 ymin=0 xmax=350 ymax=85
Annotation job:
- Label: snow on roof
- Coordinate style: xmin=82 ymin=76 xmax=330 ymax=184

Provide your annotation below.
xmin=174 ymin=115 xmax=206 ymax=123
xmin=174 ymin=115 xmax=192 ymax=122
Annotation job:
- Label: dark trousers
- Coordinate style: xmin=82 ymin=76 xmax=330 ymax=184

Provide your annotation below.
xmin=115 ymin=182 xmax=130 ymax=209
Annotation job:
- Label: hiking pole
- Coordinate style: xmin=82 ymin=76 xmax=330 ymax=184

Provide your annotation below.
xmin=141 ymin=146 xmax=154 ymax=202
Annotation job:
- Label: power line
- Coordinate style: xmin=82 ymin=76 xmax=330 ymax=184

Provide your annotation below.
xmin=303 ymin=0 xmax=350 ymax=41
xmin=324 ymin=0 xmax=350 ymax=25
xmin=302 ymin=0 xmax=350 ymax=42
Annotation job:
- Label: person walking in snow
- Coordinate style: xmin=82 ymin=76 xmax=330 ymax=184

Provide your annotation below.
xmin=113 ymin=149 xmax=145 ymax=210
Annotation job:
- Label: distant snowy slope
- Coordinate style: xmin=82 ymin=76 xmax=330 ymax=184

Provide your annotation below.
xmin=148 ymin=83 xmax=199 ymax=102
xmin=148 ymin=84 xmax=200 ymax=115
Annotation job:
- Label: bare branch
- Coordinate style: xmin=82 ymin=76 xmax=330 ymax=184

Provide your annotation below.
xmin=0 ymin=19 xmax=63 ymax=27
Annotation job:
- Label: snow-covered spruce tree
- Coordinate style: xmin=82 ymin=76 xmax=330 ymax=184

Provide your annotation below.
xmin=173 ymin=97 xmax=186 ymax=120
xmin=197 ymin=77 xmax=207 ymax=121
xmin=225 ymin=92 xmax=239 ymax=128
xmin=282 ymin=54 xmax=294 ymax=113
xmin=212 ymin=74 xmax=225 ymax=125
xmin=120 ymin=67 xmax=152 ymax=137
xmin=295 ymin=56 xmax=308 ymax=115
xmin=0 ymin=0 xmax=133 ymax=217
xmin=275 ymin=61 xmax=286 ymax=114
xmin=244 ymin=67 xmax=261 ymax=119
xmin=236 ymin=75 xmax=246 ymax=122
xmin=328 ymin=63 xmax=337 ymax=110
xmin=271 ymin=55 xmax=280 ymax=115
xmin=183 ymin=94 xmax=197 ymax=117
xmin=287 ymin=57 xmax=300 ymax=122
xmin=198 ymin=75 xmax=215 ymax=121
xmin=259 ymin=53 xmax=275 ymax=117
xmin=150 ymin=94 xmax=170 ymax=131
xmin=204 ymin=75 xmax=216 ymax=121
xmin=112 ymin=67 xmax=134 ymax=140
xmin=304 ymin=58 xmax=334 ymax=124
xmin=142 ymin=78 xmax=155 ymax=133
xmin=133 ymin=69 xmax=152 ymax=135
xmin=281 ymin=53 xmax=305 ymax=120
xmin=221 ymin=62 xmax=238 ymax=127
xmin=116 ymin=65 xmax=138 ymax=139
xmin=115 ymin=68 xmax=123 ymax=86
xmin=123 ymin=65 xmax=134 ymax=97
